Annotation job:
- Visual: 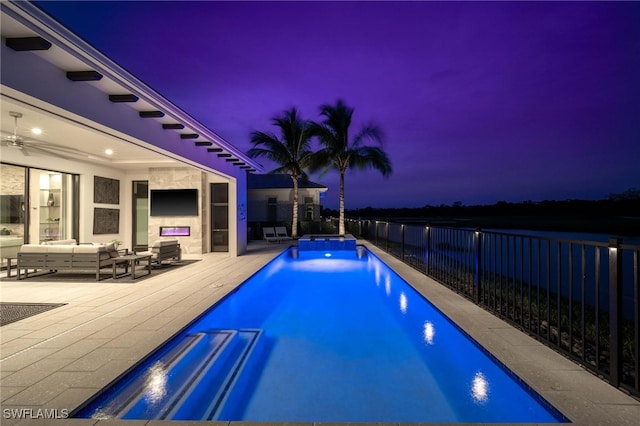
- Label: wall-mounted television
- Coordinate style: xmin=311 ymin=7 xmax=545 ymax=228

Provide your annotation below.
xmin=150 ymin=189 xmax=198 ymax=217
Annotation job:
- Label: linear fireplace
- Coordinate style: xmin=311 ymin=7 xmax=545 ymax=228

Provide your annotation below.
xmin=159 ymin=226 xmax=190 ymax=237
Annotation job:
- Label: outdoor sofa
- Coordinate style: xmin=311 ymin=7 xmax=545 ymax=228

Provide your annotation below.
xmin=16 ymin=240 xmax=125 ymax=281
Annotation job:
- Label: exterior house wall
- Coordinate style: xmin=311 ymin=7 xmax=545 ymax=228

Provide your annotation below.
xmin=231 ymin=172 xmax=247 ymax=255
xmin=247 ymin=187 xmax=324 ymax=222
xmin=248 ymin=188 xmax=290 ymax=222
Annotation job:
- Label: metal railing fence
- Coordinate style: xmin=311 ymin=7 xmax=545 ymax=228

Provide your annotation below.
xmin=347 ymin=219 xmax=640 ymax=398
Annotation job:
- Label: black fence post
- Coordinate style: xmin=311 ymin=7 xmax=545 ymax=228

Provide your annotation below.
xmin=474 ymin=228 xmax=482 ymax=304
xmin=425 ymin=225 xmax=431 ymax=275
xmin=374 ymin=221 xmax=378 ymax=246
xmin=401 ymin=224 xmax=405 ymax=261
xmin=385 ymin=221 xmax=389 ymax=252
xmin=608 ymin=237 xmax=623 ymax=388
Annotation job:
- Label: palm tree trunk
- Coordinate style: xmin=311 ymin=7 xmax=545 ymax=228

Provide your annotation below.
xmin=339 ymin=170 xmax=345 ymax=236
xmin=291 ymin=175 xmax=299 ymax=238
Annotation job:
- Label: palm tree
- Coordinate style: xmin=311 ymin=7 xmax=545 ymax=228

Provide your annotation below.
xmin=247 ymin=108 xmax=314 ymax=238
xmin=309 ymin=99 xmax=392 ymax=235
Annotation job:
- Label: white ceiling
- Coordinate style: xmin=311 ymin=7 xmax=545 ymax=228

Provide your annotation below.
xmin=1 ymin=95 xmax=180 ymax=169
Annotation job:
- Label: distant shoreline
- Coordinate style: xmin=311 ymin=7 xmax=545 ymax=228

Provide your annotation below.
xmin=348 ymin=215 xmax=640 ymax=237
xmin=339 ymin=197 xmax=640 ymax=237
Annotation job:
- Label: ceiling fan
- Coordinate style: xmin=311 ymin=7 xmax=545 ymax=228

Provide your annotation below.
xmin=2 ymin=111 xmax=95 ymax=160
xmin=3 ymin=111 xmax=33 ymax=150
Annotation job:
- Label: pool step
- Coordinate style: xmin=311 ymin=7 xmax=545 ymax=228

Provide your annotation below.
xmin=166 ymin=328 xmax=263 ymax=420
xmin=110 ymin=329 xmax=262 ymax=420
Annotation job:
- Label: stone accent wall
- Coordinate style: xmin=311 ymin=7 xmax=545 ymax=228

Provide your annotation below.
xmin=148 ymin=167 xmax=207 ymax=254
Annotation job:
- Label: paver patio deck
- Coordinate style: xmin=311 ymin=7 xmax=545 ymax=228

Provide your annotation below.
xmin=1 ymin=241 xmax=638 ymax=425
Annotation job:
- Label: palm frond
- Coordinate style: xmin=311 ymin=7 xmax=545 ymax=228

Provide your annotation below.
xmin=247 ymin=107 xmax=318 ymax=177
xmin=306 ymin=148 xmax=336 ymax=175
xmin=246 ymin=145 xmax=290 ymax=165
xmin=349 ymin=146 xmax=393 ymax=177
xmin=269 ymin=165 xmax=292 ymax=175
xmin=353 ymin=123 xmax=385 ymax=147
xmin=249 ymin=132 xmax=290 ymax=157
xmin=319 ymin=99 xmax=353 ymax=134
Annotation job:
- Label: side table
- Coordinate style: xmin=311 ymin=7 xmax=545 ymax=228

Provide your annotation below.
xmin=112 ymin=254 xmax=152 ymax=280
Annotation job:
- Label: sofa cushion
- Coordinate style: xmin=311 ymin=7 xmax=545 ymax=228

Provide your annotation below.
xmin=19 ymin=244 xmax=48 ymax=253
xmin=72 ymin=245 xmax=104 ymax=254
xmin=46 ymin=245 xmax=75 ymax=253
xmin=42 ymin=239 xmax=77 ymax=245
xmin=103 ymin=242 xmax=120 ymax=258
xmin=72 ymin=245 xmax=111 ymax=261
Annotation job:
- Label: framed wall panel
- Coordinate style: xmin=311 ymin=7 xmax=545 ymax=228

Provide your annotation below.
xmin=94 ymin=176 xmax=120 ymax=204
xmin=93 ymin=208 xmax=119 ymax=234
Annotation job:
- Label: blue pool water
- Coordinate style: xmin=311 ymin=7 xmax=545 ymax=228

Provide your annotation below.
xmin=76 ymin=246 xmax=566 ymax=422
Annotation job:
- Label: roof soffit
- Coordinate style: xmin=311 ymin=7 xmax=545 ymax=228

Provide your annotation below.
xmin=0 ymin=0 xmax=263 ymax=172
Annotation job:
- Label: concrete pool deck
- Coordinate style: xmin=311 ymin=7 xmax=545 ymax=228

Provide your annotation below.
xmin=0 ymin=241 xmax=638 ymax=425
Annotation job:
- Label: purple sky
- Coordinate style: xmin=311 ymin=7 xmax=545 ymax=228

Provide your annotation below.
xmin=36 ymin=1 xmax=640 ymax=210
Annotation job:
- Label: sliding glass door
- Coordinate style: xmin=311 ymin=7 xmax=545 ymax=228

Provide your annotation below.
xmin=132 ymin=180 xmax=149 ymax=251
xmin=0 ymin=163 xmax=78 ymax=270
xmin=210 ymin=183 xmax=229 ymax=252
xmin=0 ymin=163 xmax=27 ymax=267
xmin=28 ymin=168 xmax=78 ymax=244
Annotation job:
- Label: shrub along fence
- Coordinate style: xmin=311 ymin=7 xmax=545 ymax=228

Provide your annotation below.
xmin=347 ymin=219 xmax=640 ymax=398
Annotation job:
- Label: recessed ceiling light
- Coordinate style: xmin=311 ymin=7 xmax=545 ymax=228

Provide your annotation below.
xmin=105 ymin=149 xmax=113 ymax=155
xmin=31 ymin=128 xmax=42 ymax=135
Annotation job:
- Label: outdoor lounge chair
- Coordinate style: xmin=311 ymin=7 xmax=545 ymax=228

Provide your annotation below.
xmin=262 ymin=227 xmax=279 ymax=243
xmin=136 ymin=240 xmax=181 ymax=267
xmin=275 ymin=226 xmax=292 ymax=241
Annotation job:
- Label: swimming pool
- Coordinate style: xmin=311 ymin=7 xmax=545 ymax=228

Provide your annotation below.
xmin=76 ymin=246 xmax=567 ymax=422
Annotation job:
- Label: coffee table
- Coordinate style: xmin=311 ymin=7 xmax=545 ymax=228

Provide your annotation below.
xmin=112 ymin=254 xmax=152 ymax=279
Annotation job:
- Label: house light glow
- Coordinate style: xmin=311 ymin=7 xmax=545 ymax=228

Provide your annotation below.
xmin=399 ymin=292 xmax=408 ymax=314
xmin=423 ymin=321 xmax=435 ymax=345
xmin=471 ymin=371 xmax=489 ymax=404
xmin=143 ymin=361 xmax=168 ymax=406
